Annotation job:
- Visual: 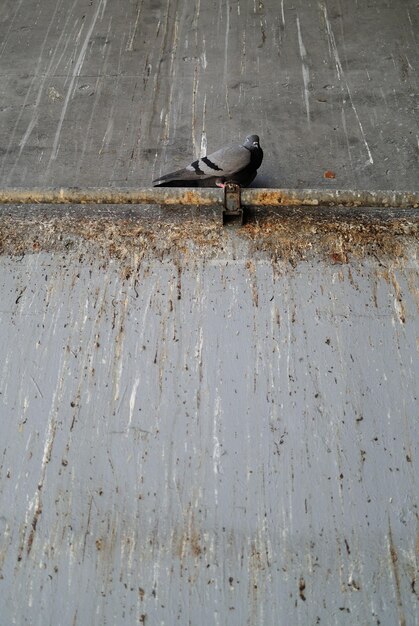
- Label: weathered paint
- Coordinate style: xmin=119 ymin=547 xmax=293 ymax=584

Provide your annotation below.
xmin=0 ymin=0 xmax=418 ymax=625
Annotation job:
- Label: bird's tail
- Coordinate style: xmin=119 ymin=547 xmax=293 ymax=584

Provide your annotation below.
xmin=152 ymin=167 xmax=198 ymax=185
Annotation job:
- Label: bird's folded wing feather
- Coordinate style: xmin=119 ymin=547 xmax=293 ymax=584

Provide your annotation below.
xmin=153 ymin=144 xmax=250 ymax=183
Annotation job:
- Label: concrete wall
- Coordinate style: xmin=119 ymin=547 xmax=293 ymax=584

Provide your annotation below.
xmin=0 ymin=1 xmax=418 ymax=625
xmin=0 ymin=0 xmax=418 ymax=189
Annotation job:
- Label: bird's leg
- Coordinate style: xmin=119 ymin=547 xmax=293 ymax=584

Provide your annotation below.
xmin=215 ymin=178 xmax=226 ymax=188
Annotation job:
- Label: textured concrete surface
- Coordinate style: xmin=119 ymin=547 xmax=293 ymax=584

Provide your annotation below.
xmin=0 ymin=205 xmax=418 ymax=626
xmin=0 ymin=2 xmax=418 ymax=626
xmin=0 ymin=0 xmax=418 ymax=189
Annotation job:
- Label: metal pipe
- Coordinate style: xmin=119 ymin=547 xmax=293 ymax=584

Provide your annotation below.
xmin=0 ymin=187 xmax=418 ymax=208
xmin=241 ymin=189 xmax=419 ymax=208
xmin=0 ymin=187 xmax=222 ymax=206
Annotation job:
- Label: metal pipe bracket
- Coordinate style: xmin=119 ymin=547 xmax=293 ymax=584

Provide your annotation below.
xmin=223 ymin=183 xmax=243 ymax=226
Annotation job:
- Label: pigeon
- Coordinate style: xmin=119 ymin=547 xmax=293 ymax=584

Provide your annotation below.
xmin=153 ymin=134 xmax=263 ymax=187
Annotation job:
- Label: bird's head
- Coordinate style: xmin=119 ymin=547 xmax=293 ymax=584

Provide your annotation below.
xmin=244 ymin=135 xmax=261 ymax=150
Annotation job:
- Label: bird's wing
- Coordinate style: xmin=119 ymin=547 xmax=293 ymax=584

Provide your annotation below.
xmin=153 ymin=144 xmax=251 ymax=184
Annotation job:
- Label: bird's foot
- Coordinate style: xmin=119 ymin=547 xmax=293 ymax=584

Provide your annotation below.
xmin=215 ymin=178 xmax=226 ymax=188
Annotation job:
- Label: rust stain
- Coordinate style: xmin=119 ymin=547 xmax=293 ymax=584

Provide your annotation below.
xmin=330 ymin=250 xmax=348 ymax=264
xmin=246 ymin=260 xmax=259 ymax=307
xmin=405 ymin=270 xmax=419 ymax=311
xmin=299 ymin=576 xmax=306 ymax=601
xmin=324 ymin=170 xmax=336 ymax=179
xmin=27 ymin=505 xmax=42 ymax=555
xmin=388 ymin=519 xmax=407 ymax=626
xmin=244 ymin=190 xmax=321 ymax=207
xmin=175 ymin=512 xmax=203 ymax=564
xmin=190 ymin=531 xmax=202 ymax=557
xmin=176 ymin=528 xmax=203 ymax=559
xmin=389 ymin=271 xmax=406 ymax=324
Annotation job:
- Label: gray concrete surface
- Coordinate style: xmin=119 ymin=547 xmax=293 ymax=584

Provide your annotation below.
xmin=0 ymin=2 xmax=418 ymax=626
xmin=0 ymin=204 xmax=418 ymax=626
xmin=0 ymin=0 xmax=418 ymax=190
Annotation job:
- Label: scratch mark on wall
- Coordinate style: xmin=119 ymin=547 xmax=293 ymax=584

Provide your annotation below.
xmin=128 ymin=377 xmax=140 ymax=429
xmin=126 ymin=0 xmax=144 ymax=52
xmin=212 ymin=394 xmax=222 ymax=496
xmin=99 ymin=117 xmax=114 ymax=156
xmin=50 ymin=0 xmax=107 ymax=162
xmin=200 ymin=94 xmax=207 ymax=157
xmin=0 ymin=0 xmax=25 ymax=61
xmin=18 ymin=114 xmax=38 ymax=151
xmin=341 ymin=106 xmax=354 ymax=171
xmin=224 ymin=0 xmax=231 ymax=119
xmin=321 ymin=3 xmax=373 ymax=165
xmin=192 ymin=64 xmax=200 ymax=155
xmin=78 ymin=75 xmax=104 ymax=174
xmin=346 ymin=91 xmax=374 ymax=165
xmin=0 ymin=0 xmax=70 ymax=179
xmin=163 ymin=12 xmax=179 ymax=146
xmin=30 ymin=376 xmax=43 ymax=399
xmin=296 ymin=16 xmax=310 ymax=125
xmin=406 ymin=9 xmax=417 ymax=44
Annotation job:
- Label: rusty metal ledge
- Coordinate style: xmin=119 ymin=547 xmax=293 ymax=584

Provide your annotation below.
xmin=0 ymin=187 xmax=418 ymax=209
xmin=0 ymin=187 xmax=221 ymax=206
xmin=242 ymin=189 xmax=419 ymax=208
